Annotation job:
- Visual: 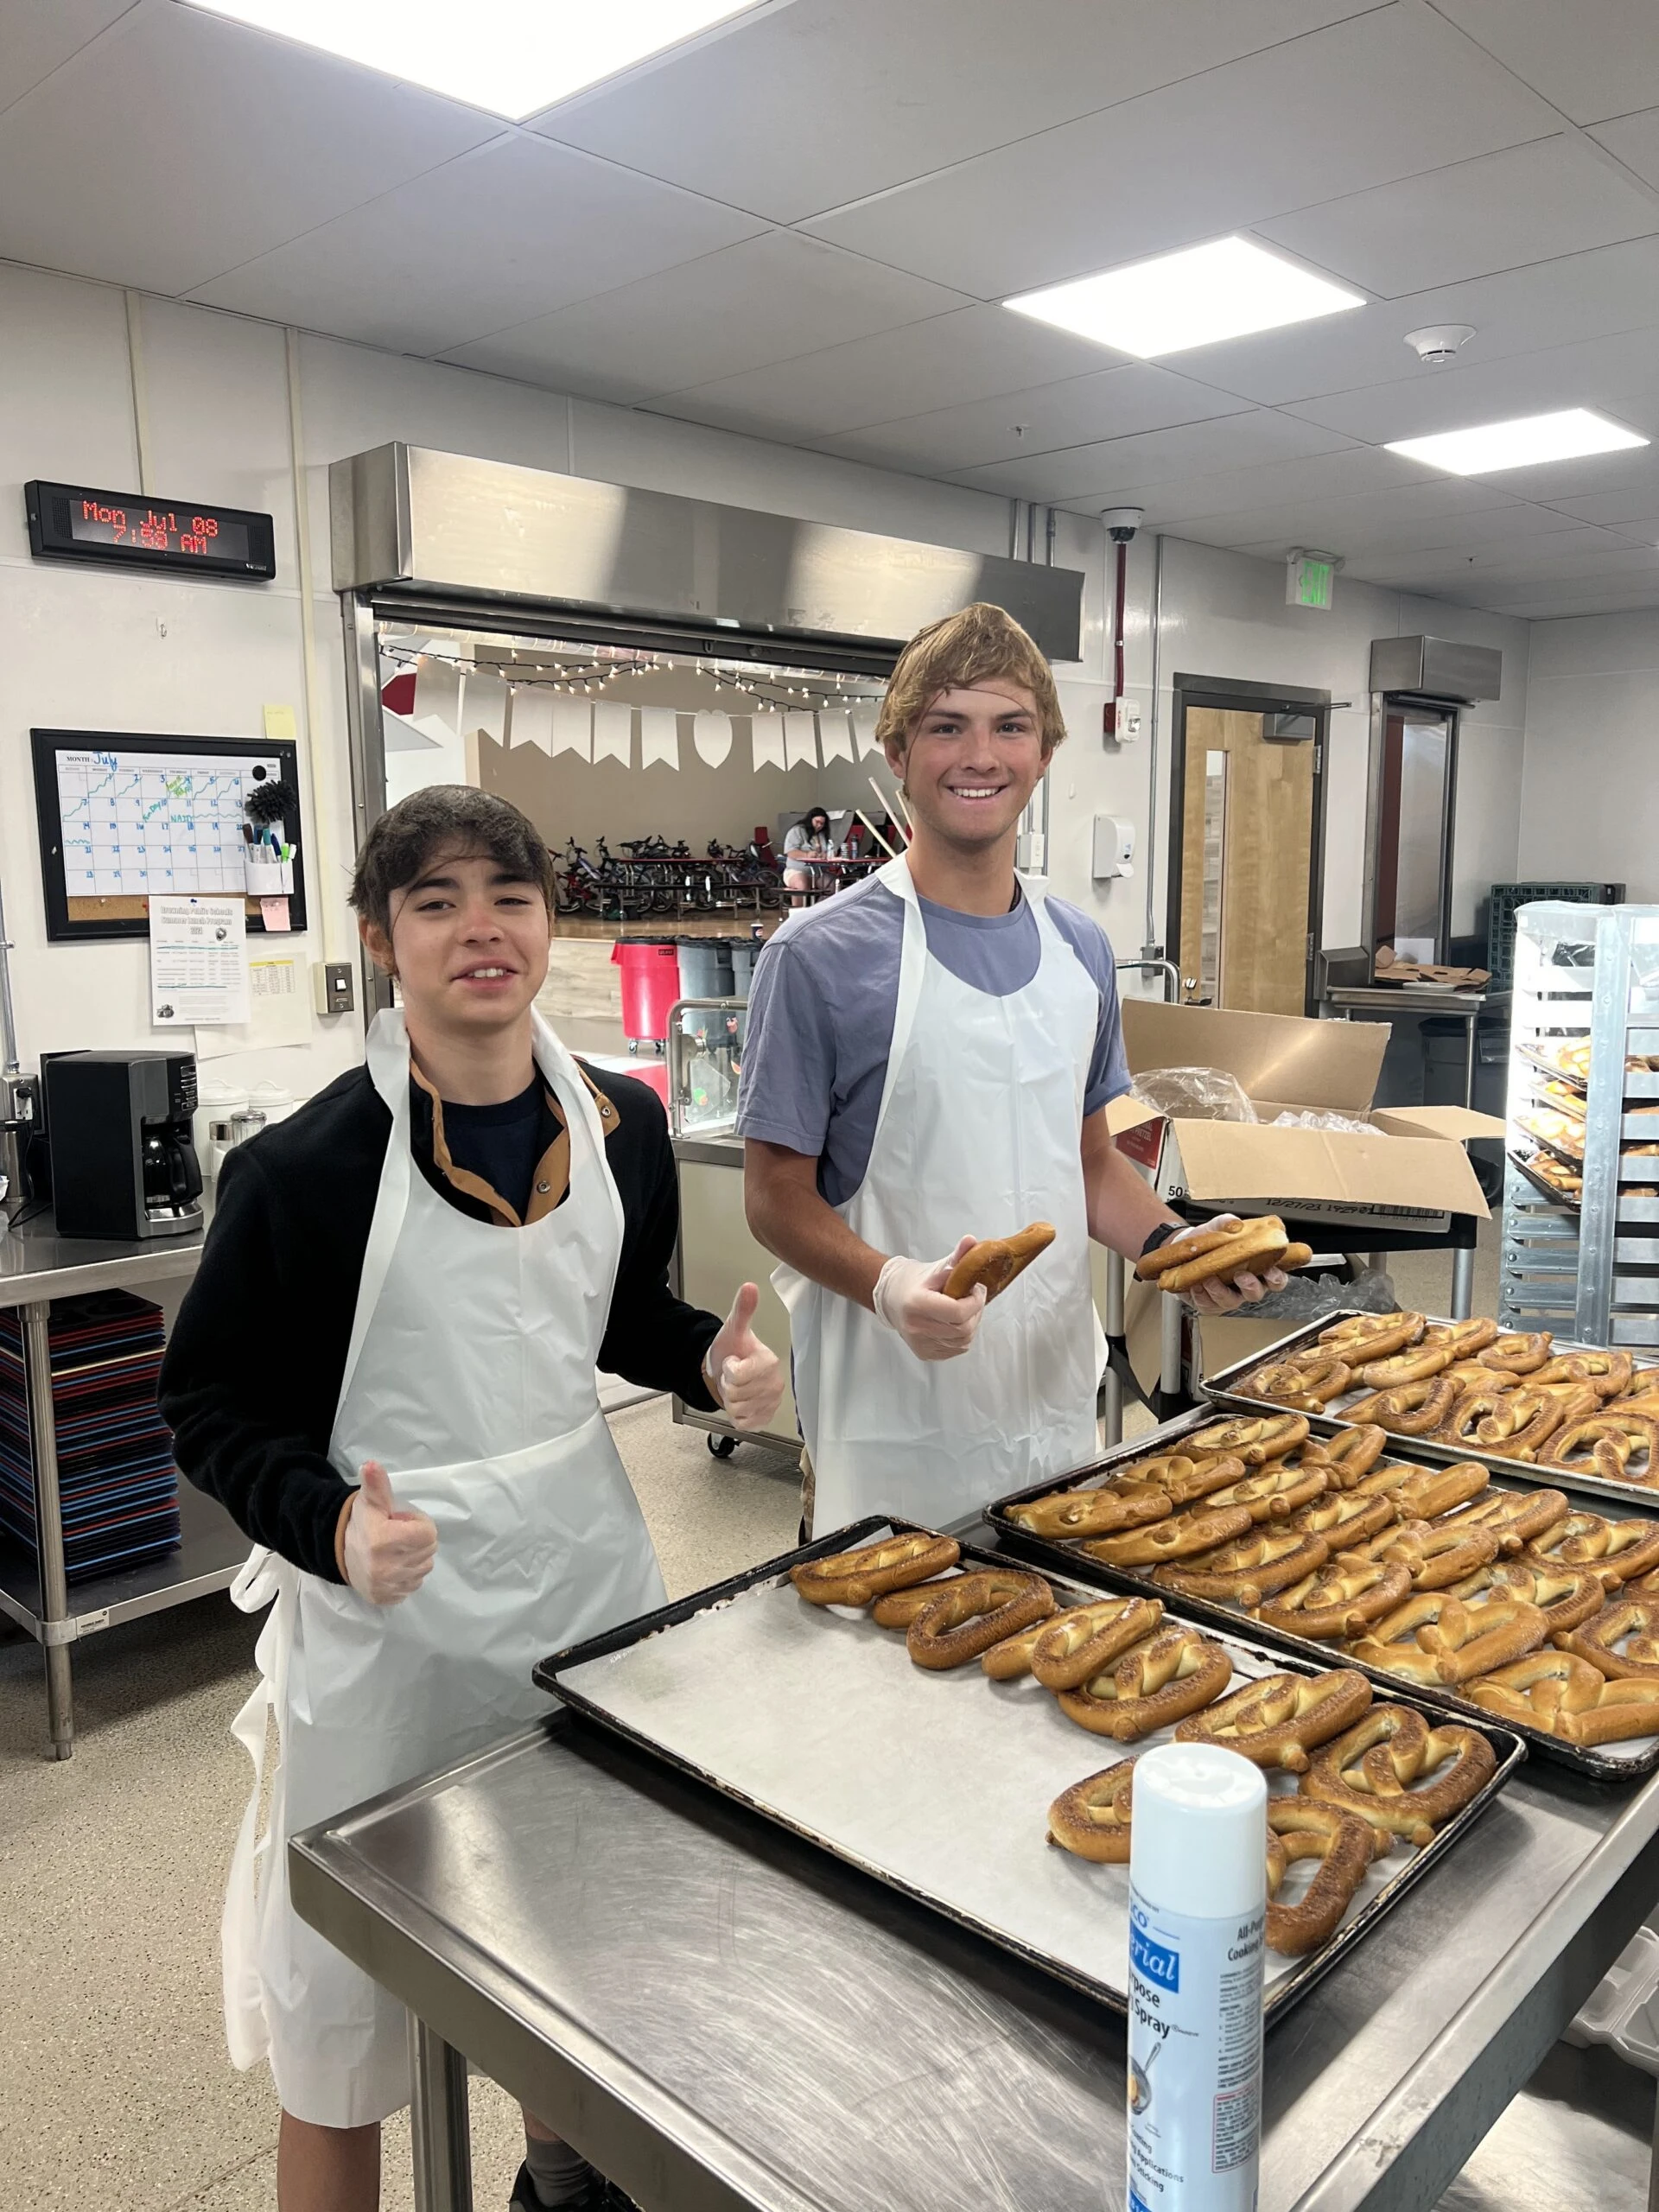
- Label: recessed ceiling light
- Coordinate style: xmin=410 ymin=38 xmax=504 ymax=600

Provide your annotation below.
xmin=1386 ymin=408 xmax=1649 ymax=474
xmin=1003 ymin=237 xmax=1364 ymax=359
xmin=184 ymin=0 xmax=758 ymax=120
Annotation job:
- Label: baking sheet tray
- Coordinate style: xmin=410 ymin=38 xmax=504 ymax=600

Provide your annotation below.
xmin=989 ymin=1417 xmax=1659 ymax=1780
xmin=1205 ymin=1309 xmax=1659 ymax=1515
xmin=537 ymin=1520 xmax=1523 ymax=2024
xmin=1508 ymin=1148 xmax=1581 ymax=1211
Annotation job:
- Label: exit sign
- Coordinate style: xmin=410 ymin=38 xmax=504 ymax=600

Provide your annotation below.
xmin=1287 ymin=551 xmax=1336 ymax=610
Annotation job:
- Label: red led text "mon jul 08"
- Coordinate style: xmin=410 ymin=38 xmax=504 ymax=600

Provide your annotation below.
xmin=79 ymin=498 xmax=221 ymax=555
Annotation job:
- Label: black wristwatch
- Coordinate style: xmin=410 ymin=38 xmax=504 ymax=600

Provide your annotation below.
xmin=1139 ymin=1221 xmax=1185 ymax=1260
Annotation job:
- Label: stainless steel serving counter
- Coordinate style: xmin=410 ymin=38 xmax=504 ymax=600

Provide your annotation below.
xmin=291 ymin=1529 xmax=1659 ymax=2212
xmin=0 ymin=1211 xmax=244 ymax=1759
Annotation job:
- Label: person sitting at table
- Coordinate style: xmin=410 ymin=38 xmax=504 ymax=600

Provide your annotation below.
xmin=782 ymin=805 xmax=839 ymax=904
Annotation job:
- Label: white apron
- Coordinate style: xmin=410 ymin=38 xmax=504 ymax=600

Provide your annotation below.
xmin=221 ymin=1009 xmax=666 ymax=2127
xmin=777 ymin=855 xmax=1106 ymax=1533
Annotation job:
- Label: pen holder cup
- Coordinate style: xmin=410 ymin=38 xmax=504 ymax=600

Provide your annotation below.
xmin=245 ymin=856 xmax=295 ymax=896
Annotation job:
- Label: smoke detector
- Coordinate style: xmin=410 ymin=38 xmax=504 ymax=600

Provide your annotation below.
xmin=1404 ymin=324 xmax=1476 ymax=366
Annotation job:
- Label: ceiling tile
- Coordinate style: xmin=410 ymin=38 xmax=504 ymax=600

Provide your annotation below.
xmin=1431 ymin=1 xmax=1659 ymax=127
xmin=443 ymin=232 xmax=970 ymax=404
xmin=1257 ymin=135 xmax=1659 ymax=297
xmin=1592 ymin=110 xmax=1659 ymax=192
xmin=1224 ymin=494 xmax=1569 ymax=561
xmin=1541 ymin=487 xmax=1659 ymax=527
xmin=952 ymin=410 xmax=1354 ymax=505
xmin=189 ymin=137 xmax=764 ymax=354
xmin=1281 ymin=324 xmax=1659 ymax=441
xmin=643 ymin=305 xmax=1126 ymax=440
xmin=1484 ymin=443 xmax=1659 ymax=504
xmin=1046 ymin=445 xmax=1427 ymax=524
xmin=803 ymin=364 xmax=1246 ymax=474
xmin=537 ymin=0 xmax=1376 ymax=225
xmin=804 ymin=8 xmax=1558 ymax=299
xmin=0 ymin=3 xmax=498 ymax=295
xmin=1344 ymin=528 xmax=1647 ymax=586
xmin=1154 ymin=235 xmax=1659 ymax=407
xmin=0 ymin=0 xmax=135 ymax=114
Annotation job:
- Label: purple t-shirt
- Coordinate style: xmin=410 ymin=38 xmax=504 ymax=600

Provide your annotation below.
xmin=736 ymin=874 xmax=1131 ymax=1205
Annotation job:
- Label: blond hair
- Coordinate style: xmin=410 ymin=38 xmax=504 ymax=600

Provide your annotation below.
xmin=876 ymin=601 xmax=1066 ymax=762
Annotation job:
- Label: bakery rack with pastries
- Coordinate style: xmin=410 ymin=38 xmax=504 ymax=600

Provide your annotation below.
xmin=999 ymin=1418 xmax=1659 ymax=1754
xmin=789 ymin=1529 xmax=1505 ymax=1959
xmin=1234 ymin=1313 xmax=1659 ymax=1492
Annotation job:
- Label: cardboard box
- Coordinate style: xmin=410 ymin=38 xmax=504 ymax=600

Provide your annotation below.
xmin=1105 ymin=1002 xmax=1502 ymax=1236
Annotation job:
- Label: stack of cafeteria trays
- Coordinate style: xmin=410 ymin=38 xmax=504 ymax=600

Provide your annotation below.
xmin=0 ymin=1291 xmax=181 ymax=1581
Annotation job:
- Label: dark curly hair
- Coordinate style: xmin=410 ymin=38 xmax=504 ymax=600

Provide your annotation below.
xmin=349 ymin=785 xmax=556 ymax=934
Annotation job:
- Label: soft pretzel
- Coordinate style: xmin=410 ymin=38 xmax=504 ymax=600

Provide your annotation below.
xmin=1561 ymin=1598 xmax=1659 ymax=1681
xmin=1441 ymin=1359 xmax=1519 ymax=1397
xmin=1135 ymin=1214 xmax=1289 ymax=1291
xmin=1352 ymin=1344 xmax=1452 ymax=1389
xmin=1006 ymin=1479 xmax=1174 ymax=1541
xmin=979 ymin=1612 xmax=1068 ymax=1677
xmin=1153 ymin=1527 xmax=1331 ymax=1608
xmin=1445 ymin=1488 xmax=1570 ymax=1554
xmin=1544 ymin=1410 xmax=1659 ymax=1484
xmin=1344 ymin=1377 xmax=1460 ymax=1437
xmin=1173 ymin=1667 xmax=1371 ymax=1772
xmin=1203 ymin=1460 xmax=1329 ymax=1523
xmin=1265 ymin=1801 xmax=1381 ymax=1954
xmin=872 ymin=1579 xmax=958 ymax=1630
xmin=906 ymin=1570 xmax=1055 ymax=1669
xmin=1056 ymin=1625 xmax=1233 ymax=1740
xmin=1480 ymin=1332 xmax=1554 ymax=1377
xmin=1247 ymin=1357 xmax=1352 ymax=1410
xmin=1255 ymin=1553 xmax=1413 ymax=1641
xmin=1622 ymin=1367 xmax=1659 ymax=1404
xmin=1285 ymin=1488 xmax=1397 ymax=1548
xmin=1082 ymin=1501 xmax=1253 ymax=1567
xmin=1461 ymin=1560 xmax=1605 ymax=1639
xmin=1365 ymin=1516 xmax=1501 ymax=1592
xmin=1306 ymin=1425 xmax=1389 ymax=1486
xmin=1319 ymin=1313 xmax=1427 ymax=1363
xmin=791 ymin=1531 xmax=959 ymax=1606
xmin=1525 ymin=1513 xmax=1659 ymax=1586
xmin=1437 ymin=1389 xmax=1521 ymax=1451
xmin=1421 ymin=1318 xmax=1500 ymax=1360
xmin=1029 ymin=1597 xmax=1165 ymax=1690
xmin=1532 ymin=1351 xmax=1635 ymax=1399
xmin=1349 ymin=1590 xmax=1545 ymax=1686
xmin=944 ymin=1221 xmax=1056 ymax=1301
xmin=1152 ymin=1452 xmax=1254 ymax=1505
xmin=1301 ymin=1706 xmax=1497 ymax=1846
xmin=1485 ymin=1387 xmax=1574 ymax=1460
xmin=1181 ymin=1414 xmax=1309 ymax=1465
xmin=1391 ymin=1460 xmax=1491 ymax=1522
xmin=1465 ymin=1649 xmax=1659 ymax=1745
xmin=1046 ymin=1760 xmax=1137 ymax=1862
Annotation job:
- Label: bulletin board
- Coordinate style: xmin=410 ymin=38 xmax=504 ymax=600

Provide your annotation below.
xmin=31 ymin=728 xmax=308 ymax=942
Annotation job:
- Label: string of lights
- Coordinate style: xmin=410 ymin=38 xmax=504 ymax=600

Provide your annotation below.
xmin=381 ymin=637 xmax=883 ymax=717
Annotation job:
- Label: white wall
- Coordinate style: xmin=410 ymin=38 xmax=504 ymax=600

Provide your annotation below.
xmin=1518 ymin=611 xmax=1659 ymax=899
xmin=1037 ymin=518 xmax=1531 ymax=985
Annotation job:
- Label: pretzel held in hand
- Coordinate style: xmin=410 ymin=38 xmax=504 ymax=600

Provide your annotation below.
xmin=1173 ymin=1668 xmax=1371 ymax=1772
xmin=1135 ymin=1215 xmax=1290 ymax=1293
xmin=791 ymin=1531 xmax=959 ymax=1606
xmin=1056 ymin=1626 xmax=1233 ymax=1741
xmin=943 ymin=1222 xmax=1056 ymax=1300
xmin=1300 ymin=1705 xmax=1497 ymax=1846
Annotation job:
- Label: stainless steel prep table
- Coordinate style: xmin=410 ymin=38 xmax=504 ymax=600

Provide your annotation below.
xmin=291 ymin=1534 xmax=1659 ymax=2212
xmin=0 ymin=1211 xmax=243 ymax=1759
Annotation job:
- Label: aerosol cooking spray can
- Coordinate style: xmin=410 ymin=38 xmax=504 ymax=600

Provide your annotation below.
xmin=1127 ymin=1742 xmax=1267 ymax=2212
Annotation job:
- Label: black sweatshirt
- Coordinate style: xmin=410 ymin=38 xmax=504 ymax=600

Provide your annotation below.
xmin=159 ymin=1059 xmax=720 ymax=1583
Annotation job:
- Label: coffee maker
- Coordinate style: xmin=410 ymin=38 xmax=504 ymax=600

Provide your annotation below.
xmin=45 ymin=1051 xmax=204 ymax=1239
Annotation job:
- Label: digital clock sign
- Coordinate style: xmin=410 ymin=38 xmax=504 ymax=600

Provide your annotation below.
xmin=25 ymin=480 xmax=276 ymax=581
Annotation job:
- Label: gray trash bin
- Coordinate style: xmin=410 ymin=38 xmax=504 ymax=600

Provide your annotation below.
xmin=677 ymin=940 xmax=734 ymax=1001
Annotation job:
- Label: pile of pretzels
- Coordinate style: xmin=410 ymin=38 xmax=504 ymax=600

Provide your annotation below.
xmin=1240 ymin=1313 xmax=1659 ymax=1490
xmin=787 ymin=1529 xmax=1497 ymax=1959
xmin=1006 ymin=1415 xmax=1659 ymax=1750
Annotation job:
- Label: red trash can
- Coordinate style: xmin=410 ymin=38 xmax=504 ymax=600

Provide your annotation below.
xmin=611 ymin=939 xmax=680 ymax=1050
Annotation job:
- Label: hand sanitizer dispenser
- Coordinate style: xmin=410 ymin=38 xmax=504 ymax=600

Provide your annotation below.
xmin=1092 ymin=815 xmax=1136 ymax=880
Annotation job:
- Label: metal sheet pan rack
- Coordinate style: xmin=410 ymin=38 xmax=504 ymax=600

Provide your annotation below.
xmin=1501 ymin=903 xmax=1659 ymax=1344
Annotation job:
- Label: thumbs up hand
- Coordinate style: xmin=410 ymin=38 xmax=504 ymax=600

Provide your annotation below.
xmin=704 ymin=1282 xmax=785 ymax=1433
xmin=341 ymin=1460 xmax=439 ymax=1605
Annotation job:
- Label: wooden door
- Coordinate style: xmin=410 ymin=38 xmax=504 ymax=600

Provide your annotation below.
xmin=1178 ymin=707 xmax=1315 ymax=1014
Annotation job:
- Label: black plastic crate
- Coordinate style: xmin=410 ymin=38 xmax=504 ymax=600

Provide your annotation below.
xmin=1485 ymin=881 xmax=1624 ymax=990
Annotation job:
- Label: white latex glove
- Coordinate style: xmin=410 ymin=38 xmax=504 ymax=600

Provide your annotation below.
xmin=704 ymin=1282 xmax=785 ymax=1431
xmin=872 ymin=1235 xmax=987 ymax=1363
xmin=1162 ymin=1214 xmax=1289 ymax=1316
xmin=342 ymin=1459 xmax=438 ymax=1606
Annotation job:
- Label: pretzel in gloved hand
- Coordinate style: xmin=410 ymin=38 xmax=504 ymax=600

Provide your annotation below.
xmin=1300 ymin=1705 xmax=1497 ymax=1846
xmin=943 ymin=1221 xmax=1056 ymax=1300
xmin=1173 ymin=1667 xmax=1371 ymax=1771
xmin=1136 ymin=1213 xmax=1291 ymax=1295
xmin=870 ymin=1240 xmax=988 ymax=1362
xmin=1056 ymin=1625 xmax=1232 ymax=1740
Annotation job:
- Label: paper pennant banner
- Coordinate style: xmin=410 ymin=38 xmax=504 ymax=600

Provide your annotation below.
xmin=464 ymin=669 xmax=509 ymax=745
xmin=412 ymin=654 xmax=462 ymax=734
xmin=639 ymin=707 xmax=681 ymax=770
xmin=818 ymin=709 xmax=855 ymax=765
xmin=550 ymin=697 xmax=592 ymax=760
xmin=750 ymin=711 xmax=787 ymax=772
xmin=592 ymin=701 xmax=632 ymax=766
xmin=692 ymin=710 xmax=733 ymax=767
xmin=509 ymin=688 xmax=553 ymax=753
xmin=784 ymin=709 xmax=820 ymax=771
xmin=851 ymin=703 xmax=882 ymax=758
